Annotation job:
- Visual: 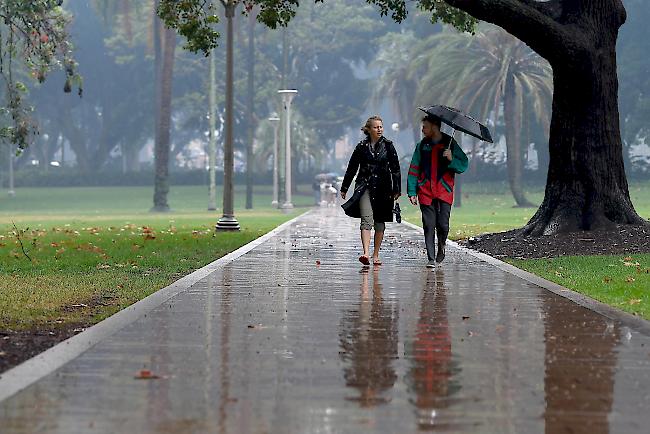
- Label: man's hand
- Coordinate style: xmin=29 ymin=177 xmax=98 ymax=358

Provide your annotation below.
xmin=443 ymin=149 xmax=453 ymax=162
xmin=340 ymin=191 xmax=346 ymax=200
xmin=409 ymin=196 xmax=418 ymax=206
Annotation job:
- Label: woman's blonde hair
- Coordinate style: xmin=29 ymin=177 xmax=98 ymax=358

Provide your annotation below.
xmin=361 ymin=115 xmax=383 ymax=136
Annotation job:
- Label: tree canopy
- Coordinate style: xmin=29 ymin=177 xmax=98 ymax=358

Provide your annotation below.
xmin=158 ymin=0 xmax=478 ymax=56
xmin=0 ymin=0 xmax=81 ymax=150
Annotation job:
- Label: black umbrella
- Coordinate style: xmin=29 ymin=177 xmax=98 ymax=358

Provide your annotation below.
xmin=418 ymin=105 xmax=493 ymax=143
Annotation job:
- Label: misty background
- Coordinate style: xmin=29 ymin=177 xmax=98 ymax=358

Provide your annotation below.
xmin=0 ymin=0 xmax=648 ymax=206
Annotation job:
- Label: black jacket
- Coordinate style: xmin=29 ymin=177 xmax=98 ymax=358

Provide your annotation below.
xmin=340 ymin=137 xmax=401 ymax=222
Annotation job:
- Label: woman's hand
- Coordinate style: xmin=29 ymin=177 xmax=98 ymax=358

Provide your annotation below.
xmin=409 ymin=196 xmax=418 ymax=206
xmin=443 ymin=149 xmax=453 ymax=161
xmin=340 ymin=191 xmax=346 ymax=200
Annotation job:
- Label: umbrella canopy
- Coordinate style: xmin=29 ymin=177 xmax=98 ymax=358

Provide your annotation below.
xmin=418 ymin=105 xmax=493 ymax=143
xmin=315 ymin=172 xmax=339 ymax=181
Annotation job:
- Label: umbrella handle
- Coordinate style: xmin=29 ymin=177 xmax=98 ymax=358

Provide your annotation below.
xmin=446 ymin=127 xmax=456 ymax=150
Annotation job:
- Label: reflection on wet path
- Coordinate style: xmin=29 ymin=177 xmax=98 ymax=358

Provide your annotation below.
xmin=542 ymin=294 xmax=618 ymax=434
xmin=339 ymin=268 xmax=398 ymax=407
xmin=1 ymin=207 xmax=650 ymax=433
xmin=405 ymin=269 xmax=461 ymax=431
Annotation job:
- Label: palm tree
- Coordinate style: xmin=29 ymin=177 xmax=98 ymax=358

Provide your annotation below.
xmin=94 ymin=0 xmax=176 ymax=211
xmin=373 ymin=31 xmax=421 ymax=144
xmin=411 ymin=26 xmax=553 ymax=207
xmin=152 ymin=0 xmax=177 ymax=212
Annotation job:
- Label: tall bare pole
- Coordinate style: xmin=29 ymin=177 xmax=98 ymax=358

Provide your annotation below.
xmin=245 ymin=11 xmax=255 ymax=209
xmin=216 ymin=0 xmax=240 ymax=230
xmin=208 ymin=47 xmax=217 ymax=211
xmin=279 ymin=90 xmax=297 ymax=211
xmin=269 ymin=115 xmax=280 ymax=206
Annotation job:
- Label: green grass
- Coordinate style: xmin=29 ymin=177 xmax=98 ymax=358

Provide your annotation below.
xmin=510 ymin=254 xmax=650 ymax=319
xmin=0 ymin=184 xmax=314 ymax=224
xmin=0 ymin=185 xmax=308 ymax=329
xmin=401 ymin=191 xmax=543 ymax=240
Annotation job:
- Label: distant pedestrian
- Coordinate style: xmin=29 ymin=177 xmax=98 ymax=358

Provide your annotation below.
xmin=407 ymin=115 xmax=468 ymax=268
xmin=340 ymin=115 xmax=401 ymax=266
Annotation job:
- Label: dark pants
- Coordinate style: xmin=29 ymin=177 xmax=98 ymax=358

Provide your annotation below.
xmin=420 ymin=200 xmax=452 ymax=261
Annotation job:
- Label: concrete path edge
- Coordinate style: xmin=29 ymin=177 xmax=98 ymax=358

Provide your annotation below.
xmin=0 ymin=210 xmax=310 ymax=403
xmin=401 ymin=219 xmax=650 ymax=336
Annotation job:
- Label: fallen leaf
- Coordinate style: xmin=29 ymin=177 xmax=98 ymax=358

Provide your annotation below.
xmin=626 ymin=276 xmax=636 ymax=283
xmin=629 ymin=298 xmax=642 ymax=305
xmin=462 ymin=315 xmax=471 ymax=320
xmin=603 ymin=276 xmax=612 ymax=283
xmin=134 ymin=369 xmax=160 ymax=380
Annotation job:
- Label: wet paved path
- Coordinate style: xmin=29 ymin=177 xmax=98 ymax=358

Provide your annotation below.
xmin=2 ymin=207 xmax=650 ymax=433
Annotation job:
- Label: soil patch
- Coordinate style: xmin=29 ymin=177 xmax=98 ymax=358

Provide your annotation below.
xmin=0 ymin=294 xmax=118 ymax=374
xmin=458 ymin=224 xmax=650 ymax=259
xmin=0 ymin=321 xmax=90 ymax=374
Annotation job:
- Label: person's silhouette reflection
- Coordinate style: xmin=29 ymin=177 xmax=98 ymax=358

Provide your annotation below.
xmin=339 ymin=268 xmax=399 ymax=407
xmin=542 ymin=294 xmax=619 ymax=434
xmin=406 ymin=269 xmax=460 ymax=430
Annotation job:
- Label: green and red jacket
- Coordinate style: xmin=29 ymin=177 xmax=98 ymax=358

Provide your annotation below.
xmin=407 ymin=133 xmax=468 ymax=205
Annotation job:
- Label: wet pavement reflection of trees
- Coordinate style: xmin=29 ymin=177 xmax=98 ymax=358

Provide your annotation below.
xmin=542 ymin=294 xmax=619 ymax=434
xmin=406 ymin=269 xmax=460 ymax=431
xmin=339 ymin=268 xmax=399 ymax=407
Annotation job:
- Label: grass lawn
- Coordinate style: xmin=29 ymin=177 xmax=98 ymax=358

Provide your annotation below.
xmin=510 ymin=254 xmax=650 ymax=319
xmin=0 ymin=185 xmax=311 ymax=329
xmin=402 ymin=180 xmax=650 ymax=320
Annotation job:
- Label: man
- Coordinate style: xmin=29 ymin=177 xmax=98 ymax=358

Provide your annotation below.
xmin=407 ymin=115 xmax=468 ymax=268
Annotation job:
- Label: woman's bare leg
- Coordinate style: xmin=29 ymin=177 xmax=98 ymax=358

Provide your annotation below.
xmin=361 ymin=229 xmax=371 ymax=257
xmin=372 ymin=231 xmax=384 ymax=262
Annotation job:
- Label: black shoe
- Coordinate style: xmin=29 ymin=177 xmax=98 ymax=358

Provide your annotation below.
xmin=436 ymin=243 xmax=446 ymax=263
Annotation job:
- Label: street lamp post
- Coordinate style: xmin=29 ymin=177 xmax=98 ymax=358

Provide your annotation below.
xmin=278 ymin=89 xmax=297 ymax=211
xmin=269 ymin=114 xmax=280 ymax=207
xmin=216 ymin=0 xmax=240 ymax=231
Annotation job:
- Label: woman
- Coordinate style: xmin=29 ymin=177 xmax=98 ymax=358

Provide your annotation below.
xmin=340 ymin=115 xmax=401 ymax=266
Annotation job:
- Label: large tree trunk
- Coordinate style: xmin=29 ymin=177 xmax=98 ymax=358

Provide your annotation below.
xmin=447 ymin=0 xmax=647 ymax=235
xmin=152 ymin=23 xmax=176 ymax=212
xmin=503 ymin=73 xmax=534 ymax=208
xmin=523 ymin=37 xmax=644 ymax=234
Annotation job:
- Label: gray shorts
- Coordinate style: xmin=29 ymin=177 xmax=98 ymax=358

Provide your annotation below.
xmin=359 ymin=190 xmax=386 ymax=232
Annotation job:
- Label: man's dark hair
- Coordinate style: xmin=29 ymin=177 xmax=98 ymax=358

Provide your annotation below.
xmin=422 ymin=115 xmax=442 ymax=128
